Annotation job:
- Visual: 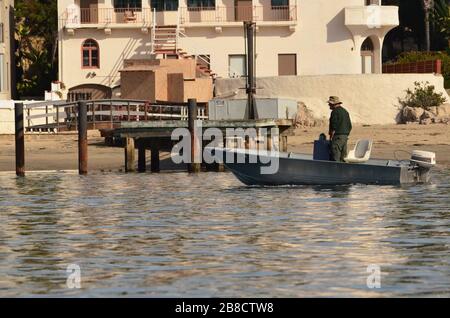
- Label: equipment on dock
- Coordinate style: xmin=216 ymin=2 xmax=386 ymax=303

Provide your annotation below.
xmin=208 ymin=98 xmax=298 ymax=120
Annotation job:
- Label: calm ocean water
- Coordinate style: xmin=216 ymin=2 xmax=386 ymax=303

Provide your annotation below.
xmin=0 ymin=169 xmax=449 ymax=297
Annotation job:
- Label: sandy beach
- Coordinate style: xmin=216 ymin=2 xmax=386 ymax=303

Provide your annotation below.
xmin=0 ymin=124 xmax=449 ymax=172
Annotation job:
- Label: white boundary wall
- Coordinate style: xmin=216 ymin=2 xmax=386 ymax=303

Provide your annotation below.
xmin=0 ymin=101 xmax=55 ymax=134
xmin=215 ymin=74 xmax=450 ymax=125
xmin=0 ymin=100 xmax=15 ymax=134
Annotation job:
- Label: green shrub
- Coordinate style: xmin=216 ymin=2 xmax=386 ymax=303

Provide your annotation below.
xmin=391 ymin=51 xmax=450 ymax=88
xmin=399 ymin=81 xmax=447 ymax=110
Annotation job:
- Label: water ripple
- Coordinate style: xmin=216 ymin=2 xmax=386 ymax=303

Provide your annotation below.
xmin=0 ymin=169 xmax=449 ymax=297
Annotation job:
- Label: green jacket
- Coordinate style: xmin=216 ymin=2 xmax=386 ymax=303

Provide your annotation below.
xmin=329 ymin=106 xmax=352 ymax=136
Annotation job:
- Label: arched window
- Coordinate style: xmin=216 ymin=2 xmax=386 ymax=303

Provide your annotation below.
xmin=361 ymin=37 xmax=374 ymax=52
xmin=82 ymin=39 xmax=99 ymax=68
xmin=361 ymin=37 xmax=375 ymax=74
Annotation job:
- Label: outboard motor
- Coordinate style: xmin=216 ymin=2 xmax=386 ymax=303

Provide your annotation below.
xmin=410 ymin=150 xmax=436 ymax=168
xmin=407 ymin=150 xmax=436 ymax=183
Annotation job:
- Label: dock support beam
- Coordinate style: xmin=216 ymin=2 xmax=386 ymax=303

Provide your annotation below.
xmin=151 ymin=146 xmax=160 ymax=173
xmin=138 ymin=145 xmax=146 ymax=173
xmin=125 ymin=138 xmax=135 ymax=172
xmin=78 ymin=101 xmax=88 ymax=175
xmin=188 ymin=98 xmax=201 ymax=173
xmin=15 ymin=103 xmax=25 ymax=177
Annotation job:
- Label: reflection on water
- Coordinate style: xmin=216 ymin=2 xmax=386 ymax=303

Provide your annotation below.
xmin=0 ymin=169 xmax=449 ymax=297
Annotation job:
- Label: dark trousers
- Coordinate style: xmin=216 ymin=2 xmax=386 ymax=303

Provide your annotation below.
xmin=331 ymin=135 xmax=348 ymax=162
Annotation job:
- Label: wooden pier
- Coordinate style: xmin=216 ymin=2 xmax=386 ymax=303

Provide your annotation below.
xmin=109 ymin=118 xmax=294 ymax=173
xmin=14 ymin=99 xmax=294 ymax=175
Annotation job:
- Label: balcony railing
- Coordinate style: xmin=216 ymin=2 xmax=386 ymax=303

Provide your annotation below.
xmin=64 ymin=8 xmax=153 ymax=26
xmin=345 ymin=6 xmax=399 ymax=28
xmin=63 ymin=5 xmax=297 ymax=27
xmin=180 ymin=6 xmax=297 ymax=24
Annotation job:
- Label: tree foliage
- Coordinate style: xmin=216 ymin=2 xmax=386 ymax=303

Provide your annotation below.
xmin=433 ymin=0 xmax=450 ymax=39
xmin=382 ymin=0 xmax=450 ymax=61
xmin=15 ymin=0 xmax=58 ymax=98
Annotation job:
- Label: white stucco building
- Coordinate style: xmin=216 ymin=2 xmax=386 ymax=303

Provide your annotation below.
xmin=0 ymin=0 xmax=15 ymax=134
xmin=57 ymin=0 xmax=399 ymax=98
xmin=0 ymin=0 xmax=13 ymax=100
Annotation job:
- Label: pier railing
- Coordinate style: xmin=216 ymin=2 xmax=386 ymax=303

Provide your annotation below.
xmin=23 ymin=99 xmax=208 ymax=132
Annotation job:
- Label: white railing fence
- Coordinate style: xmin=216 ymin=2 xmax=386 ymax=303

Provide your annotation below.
xmin=22 ymin=100 xmax=208 ymax=132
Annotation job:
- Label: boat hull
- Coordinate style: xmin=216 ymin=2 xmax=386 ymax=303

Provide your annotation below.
xmin=211 ymin=148 xmax=431 ymax=186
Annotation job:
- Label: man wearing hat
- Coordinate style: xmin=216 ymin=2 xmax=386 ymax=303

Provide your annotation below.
xmin=328 ymin=96 xmax=352 ymax=162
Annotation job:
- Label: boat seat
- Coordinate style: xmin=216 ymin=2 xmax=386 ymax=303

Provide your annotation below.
xmin=345 ymin=139 xmax=373 ymax=163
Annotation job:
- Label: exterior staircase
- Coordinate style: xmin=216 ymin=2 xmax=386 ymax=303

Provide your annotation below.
xmin=152 ymin=25 xmax=216 ymax=78
xmin=153 ymin=25 xmax=178 ymax=55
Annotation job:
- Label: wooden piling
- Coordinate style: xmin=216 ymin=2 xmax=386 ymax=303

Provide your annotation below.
xmin=188 ymin=98 xmax=201 ymax=173
xmin=110 ymin=100 xmax=113 ymax=128
xmin=138 ymin=145 xmax=147 ymax=173
xmin=55 ymin=105 xmax=60 ymax=132
xmin=78 ymin=101 xmax=88 ymax=175
xmin=267 ymin=132 xmax=272 ymax=151
xmin=15 ymin=103 xmax=25 ymax=177
xmin=215 ymin=163 xmax=225 ymax=172
xmin=281 ymin=135 xmax=288 ymax=153
xmin=150 ymin=146 xmax=160 ymax=173
xmin=125 ymin=137 xmax=136 ymax=172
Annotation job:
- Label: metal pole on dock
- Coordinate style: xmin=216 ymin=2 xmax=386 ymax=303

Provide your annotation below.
xmin=15 ymin=103 xmax=25 ymax=177
xmin=78 ymin=101 xmax=88 ymax=175
xmin=188 ymin=98 xmax=201 ymax=173
xmin=245 ymin=21 xmax=256 ymax=120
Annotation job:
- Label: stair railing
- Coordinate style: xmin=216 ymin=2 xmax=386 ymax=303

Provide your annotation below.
xmin=176 ymin=7 xmax=181 ymax=52
xmin=151 ymin=8 xmax=156 ymax=54
xmin=177 ymin=29 xmax=211 ymax=69
xmin=176 ymin=11 xmax=243 ymax=78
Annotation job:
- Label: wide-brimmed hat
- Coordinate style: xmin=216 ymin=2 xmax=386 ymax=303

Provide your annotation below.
xmin=327 ymin=96 xmax=342 ymax=105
